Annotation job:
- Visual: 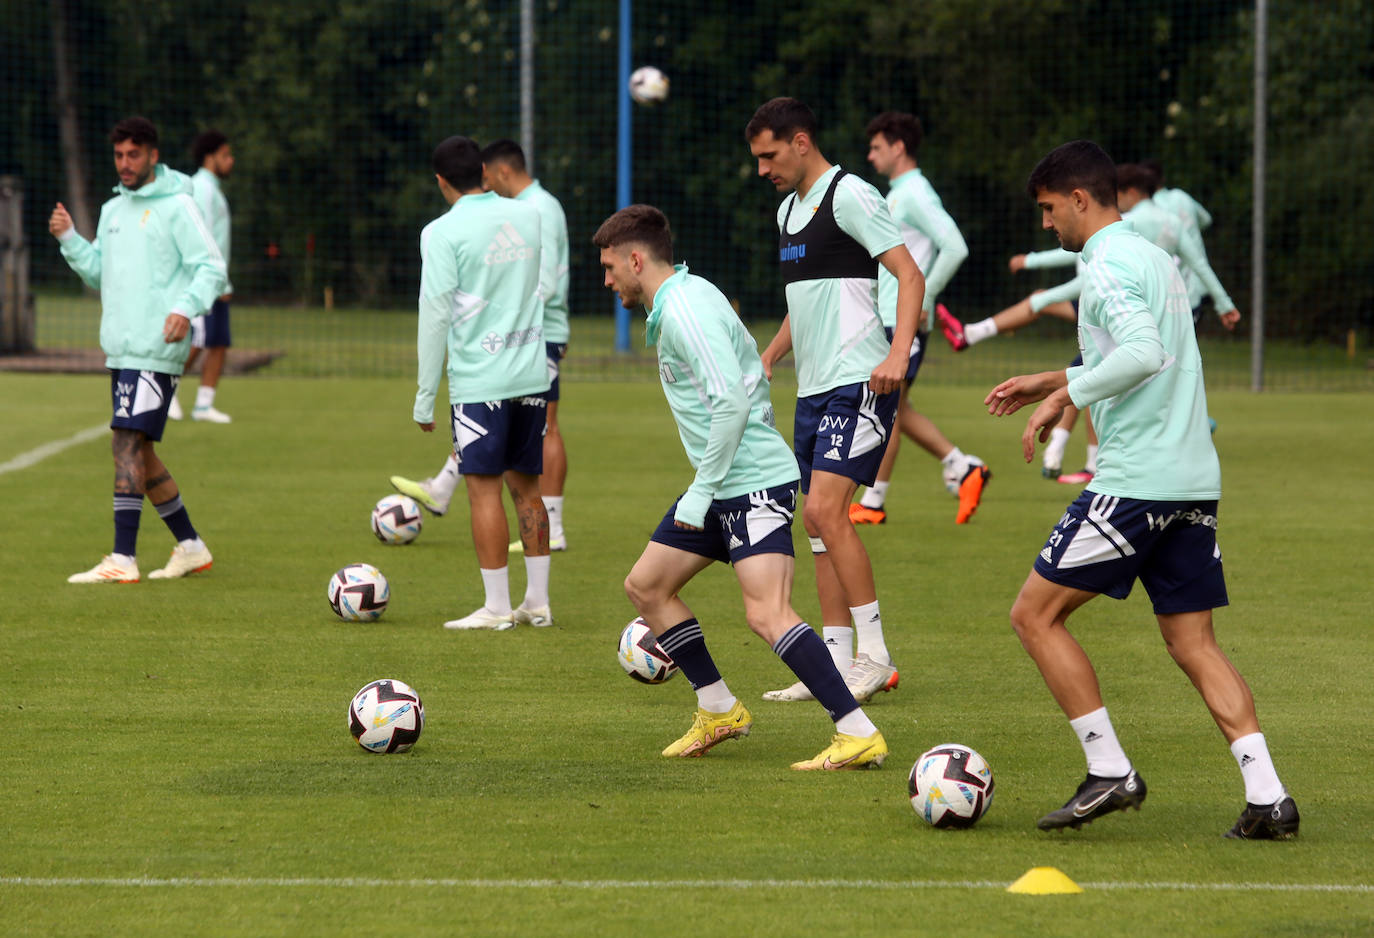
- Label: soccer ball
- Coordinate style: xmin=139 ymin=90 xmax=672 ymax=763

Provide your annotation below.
xmin=327 ymin=563 xmax=390 ymax=621
xmin=628 ymin=66 xmax=669 ymax=105
xmin=617 ymin=617 xmax=678 ymax=684
xmin=348 ymin=679 xmax=424 ymax=753
xmin=908 ymin=743 xmax=995 ymax=828
xmin=371 ymin=494 xmax=423 ymax=544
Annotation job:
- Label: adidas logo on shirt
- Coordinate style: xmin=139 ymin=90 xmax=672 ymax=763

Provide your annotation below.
xmin=823 ymin=446 xmax=842 ymax=461
xmin=484 ymin=222 xmax=534 ymax=266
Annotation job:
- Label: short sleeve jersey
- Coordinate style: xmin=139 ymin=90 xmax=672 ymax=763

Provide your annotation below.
xmin=1067 ymin=222 xmax=1220 ymax=499
xmin=878 ymin=168 xmax=966 ymax=325
xmin=516 ymin=180 xmax=571 ymax=343
xmin=647 ymin=265 xmax=800 ymax=502
xmin=413 ymin=192 xmax=547 ymax=421
xmin=775 ymin=165 xmax=903 ymax=397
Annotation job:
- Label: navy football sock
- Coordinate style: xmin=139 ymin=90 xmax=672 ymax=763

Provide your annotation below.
xmin=773 ymin=623 xmax=859 ymax=721
xmin=113 ymin=494 xmax=143 ymax=557
xmin=655 ymin=619 xmax=722 ymax=690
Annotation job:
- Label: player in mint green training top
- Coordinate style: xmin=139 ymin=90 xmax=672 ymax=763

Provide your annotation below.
xmin=595 ymin=204 xmax=888 ymax=771
xmin=986 ymin=140 xmax=1298 ymax=840
xmin=747 ymin=97 xmax=926 ymax=706
xmin=848 ymin=111 xmax=990 ymax=528
xmin=411 ymin=135 xmax=553 ymax=633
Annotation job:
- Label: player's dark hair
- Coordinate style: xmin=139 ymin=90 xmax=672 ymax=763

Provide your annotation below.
xmin=745 ymin=97 xmax=819 ymax=144
xmin=110 ymin=116 xmax=158 ymax=148
xmin=480 ymin=138 xmax=527 ymax=173
xmin=1140 ymin=158 xmax=1165 ymax=186
xmin=592 ymin=204 xmax=674 ymax=264
xmin=191 ymin=130 xmax=229 ymax=166
xmin=1026 ymin=140 xmax=1117 ymax=208
xmin=1115 ymin=162 xmax=1159 ymax=195
xmin=432 ymin=135 xmax=484 ymax=191
xmin=865 ymin=111 xmax=923 ymax=156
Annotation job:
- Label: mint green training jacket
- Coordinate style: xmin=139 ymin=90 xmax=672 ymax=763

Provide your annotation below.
xmin=59 ymin=163 xmax=227 ymax=375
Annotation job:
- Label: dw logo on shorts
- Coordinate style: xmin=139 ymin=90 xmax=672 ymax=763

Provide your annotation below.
xmin=1051 ymin=494 xmax=1137 ymax=570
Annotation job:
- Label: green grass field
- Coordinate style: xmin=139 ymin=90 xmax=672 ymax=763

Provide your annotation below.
xmin=2 ymin=374 xmax=1372 ymax=936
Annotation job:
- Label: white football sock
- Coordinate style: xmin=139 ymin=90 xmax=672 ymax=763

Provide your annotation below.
xmin=522 ymin=554 xmax=551 ymax=608
xmin=194 ymin=386 xmax=216 ymax=409
xmin=964 ymin=318 xmax=998 ymax=346
xmin=1044 ymin=427 xmax=1071 ymax=467
xmin=695 ymin=679 xmax=736 ymax=714
xmin=859 ymin=480 xmax=889 ymax=510
xmin=850 ymin=600 xmax=889 ymax=666
xmin=835 ymin=707 xmax=878 ymax=737
xmin=1230 ymin=732 xmax=1285 ymax=804
xmin=822 ymin=626 xmax=853 ymax=671
xmin=1085 ymin=444 xmax=1099 ymax=474
xmin=431 ymin=452 xmax=460 ymax=501
xmin=1069 ymin=706 xmax=1132 ymax=777
xmin=940 ymin=446 xmax=967 ymax=471
xmin=543 ymin=495 xmax=565 ymax=541
xmin=111 ymin=552 xmax=136 ymax=566
xmin=479 ymin=566 xmax=512 ymax=615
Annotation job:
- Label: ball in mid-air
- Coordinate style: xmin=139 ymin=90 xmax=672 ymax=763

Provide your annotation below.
xmin=327 ymin=563 xmax=390 ymax=621
xmin=908 ymin=743 xmax=995 ymax=828
xmin=628 ymin=66 xmax=670 ymax=105
xmin=371 ymin=494 xmax=423 ymax=544
xmin=348 ymin=678 xmax=424 ymax=753
xmin=617 ymin=617 xmax=678 ymax=684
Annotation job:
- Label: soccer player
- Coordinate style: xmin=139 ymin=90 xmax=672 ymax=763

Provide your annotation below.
xmin=169 ymin=129 xmax=236 ymax=423
xmin=392 ymin=140 xmax=574 ymax=553
xmin=746 ymin=97 xmax=923 ymax=703
xmin=848 ymin=111 xmax=989 ymax=527
xmin=413 ymin=136 xmax=552 ymax=631
xmin=985 ymin=140 xmax=1298 ymax=839
xmin=597 ymin=204 xmax=887 ymax=770
xmin=1143 ymin=159 xmax=1240 ymax=329
xmin=50 ymin=116 xmax=224 ymax=583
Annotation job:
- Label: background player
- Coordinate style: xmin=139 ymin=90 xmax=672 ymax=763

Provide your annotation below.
xmin=51 ymin=116 xmax=224 ymax=583
xmin=169 ymin=129 xmax=236 ymax=423
xmin=747 ymin=97 xmax=923 ymax=704
xmin=850 ymin=111 xmax=989 ymax=527
xmin=986 ymin=140 xmax=1298 ymax=839
xmin=598 ymin=204 xmax=887 ymax=770
xmin=412 ymin=136 xmax=552 ymax=631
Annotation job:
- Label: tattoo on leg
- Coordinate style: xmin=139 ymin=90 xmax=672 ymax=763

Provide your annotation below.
xmin=144 ymin=471 xmax=173 ymax=491
xmin=112 ymin=430 xmax=145 ymax=495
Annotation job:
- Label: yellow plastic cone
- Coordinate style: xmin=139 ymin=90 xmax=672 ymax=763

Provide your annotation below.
xmin=1006 ymin=866 xmax=1083 ymax=895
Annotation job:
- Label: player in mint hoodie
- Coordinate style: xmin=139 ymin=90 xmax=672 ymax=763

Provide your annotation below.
xmin=51 ymin=116 xmax=226 ymax=584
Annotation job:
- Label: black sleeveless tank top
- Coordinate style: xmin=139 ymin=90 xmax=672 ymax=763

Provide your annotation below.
xmin=778 ymin=170 xmax=877 ymax=284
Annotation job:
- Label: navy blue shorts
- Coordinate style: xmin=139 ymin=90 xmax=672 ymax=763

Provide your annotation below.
xmin=109 ymin=369 xmax=178 ymax=442
xmin=884 ymin=326 xmax=927 ymax=384
xmin=793 ymin=382 xmax=898 ymax=493
xmin=1034 ymin=490 xmax=1229 ymax=614
xmin=450 ymin=396 xmax=547 ymax=476
xmin=191 ymin=299 xmax=231 ymax=349
xmin=650 ymin=482 xmax=798 ymax=565
xmin=545 ymin=342 xmax=566 ymax=403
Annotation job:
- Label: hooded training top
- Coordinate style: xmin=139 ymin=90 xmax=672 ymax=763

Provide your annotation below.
xmin=58 ymin=163 xmax=226 ymax=375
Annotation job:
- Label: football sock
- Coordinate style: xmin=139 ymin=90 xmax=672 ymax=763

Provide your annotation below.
xmin=152 ymin=494 xmax=197 ymax=543
xmin=431 ymin=453 xmax=460 ymax=501
xmin=941 ymin=446 xmax=968 ymax=474
xmin=543 ymin=495 xmax=565 ymax=542
xmin=834 ymin=708 xmax=879 ymax=737
xmin=656 ymin=619 xmax=723 ymax=691
xmin=522 ymin=554 xmax=551 ymax=608
xmin=964 ymin=317 xmax=998 ymax=346
xmin=693 ymin=679 xmax=737 ymax=715
xmin=859 ymin=480 xmax=889 ymax=510
xmin=1230 ymin=732 xmax=1285 ymax=804
xmin=773 ymin=623 xmax=860 ymax=721
xmin=1069 ymin=706 xmax=1132 ymax=778
xmin=822 ymin=626 xmax=854 ymax=671
xmin=113 ymin=494 xmax=143 ymax=557
xmin=1044 ymin=427 xmax=1071 ymax=467
xmin=479 ymin=566 xmax=512 ymax=615
xmin=194 ymin=386 xmax=217 ymax=409
xmin=850 ymin=600 xmax=890 ymax=666
xmin=1085 ymin=444 xmax=1099 ymax=474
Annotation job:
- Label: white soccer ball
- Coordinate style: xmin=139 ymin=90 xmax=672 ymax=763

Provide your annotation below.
xmin=908 ymin=743 xmax=995 ymax=828
xmin=348 ymin=678 xmax=424 ymax=753
xmin=628 ymin=66 xmax=670 ymax=105
xmin=371 ymin=494 xmax=423 ymax=545
xmin=617 ymin=617 xmax=678 ymax=684
xmin=327 ymin=563 xmax=390 ymax=622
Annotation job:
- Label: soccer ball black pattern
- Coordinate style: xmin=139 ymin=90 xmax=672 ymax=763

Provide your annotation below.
xmin=908 ymin=743 xmax=995 ymax=828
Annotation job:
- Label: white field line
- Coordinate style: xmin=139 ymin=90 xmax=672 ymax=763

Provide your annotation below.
xmin=0 ymin=877 xmax=1369 ymax=893
xmin=0 ymin=425 xmax=108 ymax=476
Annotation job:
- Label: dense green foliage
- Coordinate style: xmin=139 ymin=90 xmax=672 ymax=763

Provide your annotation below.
xmin=3 ymin=1 xmax=1372 ymax=340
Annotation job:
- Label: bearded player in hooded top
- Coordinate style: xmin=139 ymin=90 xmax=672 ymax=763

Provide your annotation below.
xmin=597 ymin=203 xmax=887 ymax=770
